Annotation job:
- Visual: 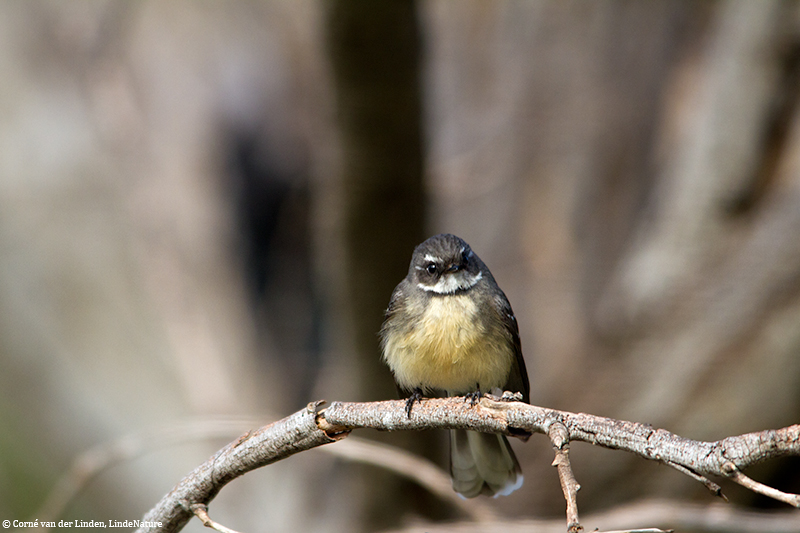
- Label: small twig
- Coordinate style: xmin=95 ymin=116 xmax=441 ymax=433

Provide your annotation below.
xmin=191 ymin=504 xmax=243 ymax=533
xmin=549 ymin=422 xmax=582 ymax=533
xmin=663 ymin=461 xmax=727 ymax=501
xmin=547 ymin=425 xmax=674 ymax=533
xmin=722 ymin=461 xmax=800 ymax=508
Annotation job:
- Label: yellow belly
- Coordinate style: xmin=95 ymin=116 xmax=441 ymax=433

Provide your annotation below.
xmin=383 ymin=294 xmax=513 ymax=394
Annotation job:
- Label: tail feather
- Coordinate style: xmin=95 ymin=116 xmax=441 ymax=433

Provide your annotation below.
xmin=449 ymin=429 xmax=523 ymax=498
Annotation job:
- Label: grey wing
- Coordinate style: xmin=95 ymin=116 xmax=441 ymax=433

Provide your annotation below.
xmin=380 ymin=279 xmax=414 ymax=398
xmin=381 ymin=279 xmax=408 ymax=331
xmin=496 ymin=293 xmax=530 ymax=404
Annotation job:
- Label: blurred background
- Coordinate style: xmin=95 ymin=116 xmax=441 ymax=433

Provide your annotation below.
xmin=1 ymin=1 xmax=799 ymax=532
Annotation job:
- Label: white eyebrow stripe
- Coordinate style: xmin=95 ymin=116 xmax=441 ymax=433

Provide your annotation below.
xmin=417 ymin=271 xmax=483 ymax=294
xmin=423 ymin=254 xmax=440 ymax=263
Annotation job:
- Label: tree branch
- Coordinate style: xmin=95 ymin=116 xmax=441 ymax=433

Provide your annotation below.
xmin=138 ymin=404 xmax=338 ymax=533
xmin=548 ymin=422 xmax=582 ymax=532
xmin=29 ymin=415 xmax=492 ymax=528
xmin=135 ymin=397 xmax=800 ymax=533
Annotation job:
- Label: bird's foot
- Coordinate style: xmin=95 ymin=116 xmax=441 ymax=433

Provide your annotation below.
xmin=405 ymin=389 xmax=423 ymax=418
xmin=464 ymin=390 xmax=483 ymax=406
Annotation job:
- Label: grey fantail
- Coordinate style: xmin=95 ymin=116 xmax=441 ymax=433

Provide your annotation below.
xmin=380 ymin=233 xmax=530 ymax=498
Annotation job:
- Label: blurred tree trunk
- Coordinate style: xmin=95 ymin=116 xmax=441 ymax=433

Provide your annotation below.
xmin=323 ymin=0 xmax=438 ymax=529
xmin=325 ymin=0 xmax=425 ymax=400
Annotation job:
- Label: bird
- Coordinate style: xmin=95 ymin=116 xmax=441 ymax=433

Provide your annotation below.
xmin=380 ymin=233 xmax=530 ymax=498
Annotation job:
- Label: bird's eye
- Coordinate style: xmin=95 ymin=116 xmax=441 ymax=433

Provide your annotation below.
xmin=425 ymin=263 xmax=437 ymax=275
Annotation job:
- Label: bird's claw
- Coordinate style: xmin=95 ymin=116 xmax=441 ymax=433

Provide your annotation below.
xmin=464 ymin=390 xmax=483 ymax=406
xmin=405 ymin=389 xmax=423 ymax=418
